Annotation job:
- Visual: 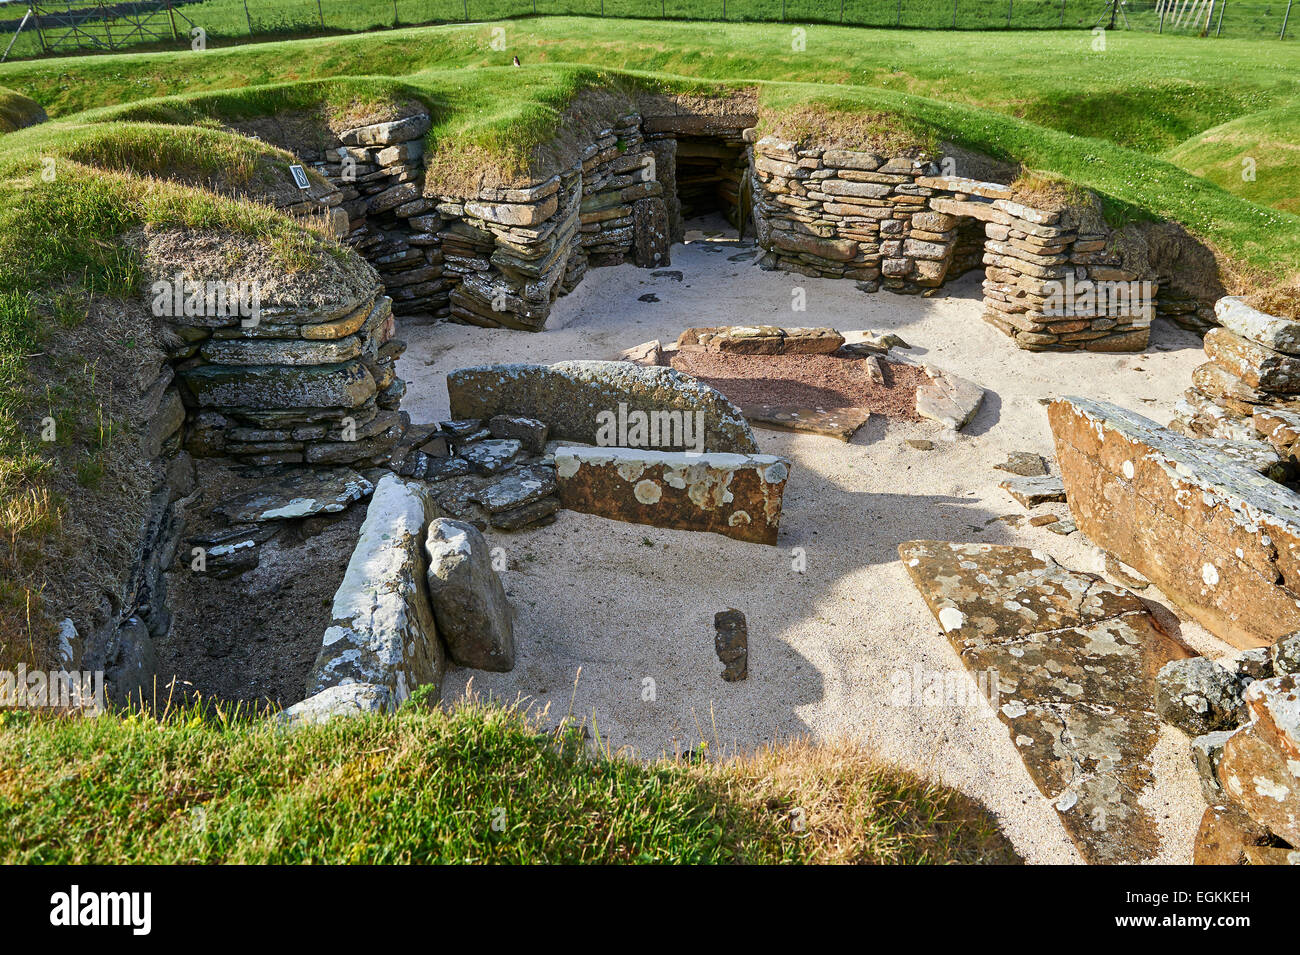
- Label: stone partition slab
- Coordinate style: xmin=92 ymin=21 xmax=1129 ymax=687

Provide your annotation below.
xmin=1048 ymin=396 xmax=1300 ymax=649
xmin=447 ymin=360 xmax=759 ymax=454
xmin=554 ymin=446 xmax=789 ymax=545
xmin=306 ymin=474 xmax=445 ymax=701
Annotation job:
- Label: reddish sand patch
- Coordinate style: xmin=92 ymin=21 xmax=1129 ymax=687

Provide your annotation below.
xmin=671 ymin=351 xmax=924 ymax=421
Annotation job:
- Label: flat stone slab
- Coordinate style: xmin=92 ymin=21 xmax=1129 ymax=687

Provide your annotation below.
xmin=907 ymin=360 xmax=985 ymax=431
xmin=676 ymin=325 xmax=845 ymax=356
xmin=213 ymin=466 xmax=373 ymax=523
xmin=899 ymin=540 xmax=1190 ymax=865
xmin=555 ymin=446 xmax=789 ymax=545
xmin=1049 ymin=396 xmax=1300 ymax=649
xmin=742 ymin=404 xmax=871 ymax=442
xmin=306 ymin=475 xmax=444 ymax=702
xmin=447 ymin=360 xmax=758 ymax=454
xmin=1000 ymin=474 xmax=1066 ymax=508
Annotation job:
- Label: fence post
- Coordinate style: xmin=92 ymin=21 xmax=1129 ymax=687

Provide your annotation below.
xmin=317 ymin=0 xmax=325 ymax=28
xmin=243 ymin=0 xmax=253 ymax=34
xmin=1283 ymin=0 xmax=1293 ymax=38
xmin=953 ymin=0 xmax=959 ymax=27
xmin=393 ymin=0 xmax=399 ymax=25
xmin=167 ymin=1 xmax=179 ymax=39
xmin=840 ymin=0 xmax=844 ymax=22
xmin=896 ymin=0 xmax=901 ymax=25
xmin=463 ymin=0 xmax=468 ymax=21
xmin=1007 ymin=0 xmax=1013 ymax=25
xmin=1215 ymin=0 xmax=1227 ymax=34
xmin=1059 ymin=0 xmax=1066 ymax=26
xmin=1158 ymin=1 xmax=1166 ymax=32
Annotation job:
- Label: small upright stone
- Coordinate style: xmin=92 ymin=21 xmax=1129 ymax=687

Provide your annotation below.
xmin=425 ymin=518 xmax=515 ymax=672
xmin=714 ymin=609 xmax=748 ymax=682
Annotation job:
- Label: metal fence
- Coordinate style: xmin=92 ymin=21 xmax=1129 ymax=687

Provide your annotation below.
xmin=1 ymin=0 xmax=1294 ymax=61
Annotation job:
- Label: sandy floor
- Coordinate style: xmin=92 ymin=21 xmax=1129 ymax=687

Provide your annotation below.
xmin=399 ymin=219 xmax=1234 ymax=864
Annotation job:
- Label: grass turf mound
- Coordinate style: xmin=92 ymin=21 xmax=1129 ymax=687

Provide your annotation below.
xmin=0 ymin=698 xmax=1021 ymax=864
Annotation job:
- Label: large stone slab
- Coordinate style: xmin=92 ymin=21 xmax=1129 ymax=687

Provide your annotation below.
xmin=1049 ymin=396 xmax=1300 ymax=649
xmin=306 ymin=475 xmax=444 ymax=701
xmin=447 ymin=360 xmax=758 ymax=454
xmin=555 ymin=446 xmax=789 ymax=545
xmin=212 ymin=466 xmax=373 ymax=523
xmin=899 ymin=540 xmax=1190 ymax=865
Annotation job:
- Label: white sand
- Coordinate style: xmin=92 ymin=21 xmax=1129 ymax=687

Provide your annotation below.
xmin=399 ymin=221 xmax=1232 ymax=864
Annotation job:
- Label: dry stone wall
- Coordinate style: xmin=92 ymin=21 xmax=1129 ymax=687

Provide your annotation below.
xmin=295 ymin=104 xmax=1215 ymax=352
xmin=750 ymin=138 xmax=1152 ymax=351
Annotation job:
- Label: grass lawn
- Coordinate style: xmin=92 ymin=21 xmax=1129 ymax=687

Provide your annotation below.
xmin=0 ymin=700 xmax=1020 ymax=864
xmin=0 ymin=0 xmax=1291 ymax=62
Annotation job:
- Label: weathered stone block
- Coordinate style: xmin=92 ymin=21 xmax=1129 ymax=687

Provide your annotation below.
xmin=555 ymin=446 xmax=789 ymax=545
xmin=1049 ymin=396 xmax=1300 ymax=649
xmin=425 ymin=518 xmax=515 ymax=671
xmin=447 ymin=360 xmax=758 ymax=454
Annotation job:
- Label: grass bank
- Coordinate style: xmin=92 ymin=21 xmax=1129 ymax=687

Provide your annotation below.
xmin=0 ymin=700 xmax=1020 ymax=864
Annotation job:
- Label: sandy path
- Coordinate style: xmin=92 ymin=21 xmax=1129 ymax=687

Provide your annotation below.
xmin=399 ymin=221 xmax=1228 ymax=864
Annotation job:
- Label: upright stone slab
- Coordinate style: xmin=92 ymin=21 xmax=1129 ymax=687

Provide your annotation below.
xmin=447 ymin=360 xmax=759 ymax=454
xmin=899 ymin=540 xmax=1190 ymax=864
xmin=306 ymin=474 xmax=444 ymax=701
xmin=1049 ymin=396 xmax=1300 ymax=649
xmin=554 ymin=446 xmax=789 ymax=545
xmin=632 ymin=197 xmax=670 ymax=269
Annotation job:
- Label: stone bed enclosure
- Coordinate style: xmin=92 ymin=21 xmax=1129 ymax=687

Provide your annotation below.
xmin=59 ymin=93 xmax=1300 ymax=865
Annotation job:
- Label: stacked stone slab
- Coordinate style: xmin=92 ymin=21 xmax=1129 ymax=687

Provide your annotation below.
xmin=922 ymin=177 xmax=1151 ymax=352
xmin=305 ymin=113 xmax=448 ymax=322
xmin=179 ymin=290 xmax=408 ymax=468
xmin=749 ymin=141 xmax=1151 ymax=350
xmin=750 ymin=135 xmax=921 ymax=288
xmin=293 ymin=104 xmax=1169 ymax=352
xmin=1174 ymin=297 xmax=1300 ymax=475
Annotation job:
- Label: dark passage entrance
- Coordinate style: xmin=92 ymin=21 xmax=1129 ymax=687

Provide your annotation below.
xmin=674 ymin=136 xmax=749 ymax=232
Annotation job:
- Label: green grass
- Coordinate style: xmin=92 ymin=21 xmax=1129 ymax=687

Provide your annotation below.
xmin=0 ymin=86 xmax=45 ymax=133
xmin=0 ymin=700 xmax=1020 ymax=864
xmin=0 ymin=0 xmax=1292 ymax=62
xmin=1164 ymin=104 xmax=1300 ymax=214
xmin=0 ymin=117 xmax=335 ymax=659
xmin=4 ymin=19 xmax=1292 ymax=271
